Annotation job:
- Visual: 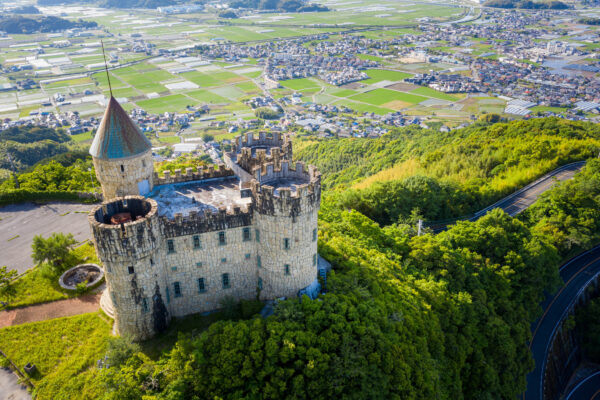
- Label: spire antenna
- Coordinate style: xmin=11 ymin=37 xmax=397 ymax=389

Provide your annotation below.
xmin=101 ymin=40 xmax=113 ymax=97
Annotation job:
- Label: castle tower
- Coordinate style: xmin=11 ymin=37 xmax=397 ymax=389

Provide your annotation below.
xmin=251 ymin=160 xmax=321 ymax=299
xmin=89 ymin=196 xmax=170 ymax=341
xmin=90 ymin=97 xmax=154 ymax=200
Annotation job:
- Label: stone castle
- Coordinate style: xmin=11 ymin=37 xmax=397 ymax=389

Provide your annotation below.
xmin=88 ymin=97 xmax=321 ymax=340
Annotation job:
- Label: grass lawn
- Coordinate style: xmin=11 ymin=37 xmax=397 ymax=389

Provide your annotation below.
xmin=0 ymin=313 xmax=111 ymax=400
xmin=280 ymin=78 xmax=321 ymax=91
xmin=70 ymin=131 xmax=93 ymax=143
xmin=350 ymin=88 xmax=427 ymax=106
xmin=362 ymin=69 xmax=413 ymax=83
xmin=186 ymin=89 xmax=228 ymax=104
xmin=410 ymin=86 xmax=460 ymax=101
xmin=179 ymin=71 xmax=222 ymax=87
xmin=0 ymin=243 xmax=100 ymax=309
xmin=332 ymin=99 xmax=392 ymax=115
xmin=136 ymin=94 xmax=194 ymax=114
xmin=158 ymin=136 xmax=180 ymax=144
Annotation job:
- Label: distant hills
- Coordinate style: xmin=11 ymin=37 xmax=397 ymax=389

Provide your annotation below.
xmin=485 ymin=0 xmax=569 ymax=9
xmin=0 ymin=15 xmax=97 ymax=34
xmin=37 ymin=0 xmax=176 ymax=8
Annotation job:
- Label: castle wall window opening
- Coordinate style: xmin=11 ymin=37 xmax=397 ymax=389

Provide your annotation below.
xmin=128 ymin=266 xmax=135 ymax=274
xmin=313 ymin=254 xmax=317 ymax=266
xmin=218 ymin=231 xmax=226 ymax=246
xmin=243 ymin=228 xmax=251 ymax=242
xmin=142 ymin=297 xmax=149 ymax=313
xmin=222 ymin=273 xmax=230 ymax=289
xmin=284 ymin=238 xmax=290 ymax=250
xmin=198 ymin=278 xmax=206 ymax=293
xmin=193 ymin=235 xmax=201 ymax=249
xmin=255 ymin=229 xmax=260 ymax=242
xmin=313 ymin=228 xmax=317 ymax=242
xmin=173 ymin=282 xmax=182 ymax=298
xmin=120 ymin=165 xmax=124 ymax=172
xmin=167 ymin=239 xmax=175 ymax=253
xmin=284 ymin=264 xmax=290 ymax=275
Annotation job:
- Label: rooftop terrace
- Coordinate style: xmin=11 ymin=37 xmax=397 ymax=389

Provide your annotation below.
xmin=147 ymin=177 xmax=251 ymax=219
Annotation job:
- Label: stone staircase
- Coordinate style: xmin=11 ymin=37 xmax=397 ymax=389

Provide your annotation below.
xmin=99 ymin=289 xmax=115 ymax=320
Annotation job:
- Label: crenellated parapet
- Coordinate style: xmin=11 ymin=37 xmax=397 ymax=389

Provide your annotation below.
xmin=153 ymin=164 xmax=234 ymax=186
xmin=234 ymin=132 xmax=291 ymax=156
xmin=250 ymin=159 xmax=321 ymax=218
xmin=160 ymin=204 xmax=253 ymax=237
xmin=89 ymin=196 xmax=161 ymax=263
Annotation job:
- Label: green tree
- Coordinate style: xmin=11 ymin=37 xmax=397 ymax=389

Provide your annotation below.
xmin=0 ymin=266 xmax=18 ymax=303
xmin=32 ymin=232 xmax=77 ymax=272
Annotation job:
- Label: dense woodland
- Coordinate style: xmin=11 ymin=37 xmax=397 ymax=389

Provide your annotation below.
xmin=0 ymin=15 xmax=97 ymax=34
xmin=4 ymin=118 xmax=600 ymax=398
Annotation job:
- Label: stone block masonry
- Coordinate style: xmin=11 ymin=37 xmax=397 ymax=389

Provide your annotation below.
xmin=89 ymin=129 xmax=321 ymax=341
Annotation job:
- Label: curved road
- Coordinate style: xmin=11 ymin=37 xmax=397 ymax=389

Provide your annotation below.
xmin=525 ymin=245 xmax=600 ymax=400
xmin=565 ymin=371 xmax=600 ymax=400
xmin=430 ymin=161 xmax=586 ymax=232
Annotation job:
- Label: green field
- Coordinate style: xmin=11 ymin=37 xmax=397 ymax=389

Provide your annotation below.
xmin=350 ymin=88 xmax=427 ymax=106
xmin=281 ymin=78 xmax=321 ymax=91
xmin=136 ymin=94 xmax=194 ymax=113
xmin=187 ymin=89 xmax=229 ymax=104
xmin=363 ymin=69 xmax=413 ymax=83
xmin=410 ymin=87 xmax=460 ymax=101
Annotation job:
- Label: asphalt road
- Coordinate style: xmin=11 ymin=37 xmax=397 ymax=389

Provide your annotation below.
xmin=0 ymin=202 xmax=93 ymax=274
xmin=472 ymin=161 xmax=586 ymax=220
xmin=565 ymin=371 xmax=600 ymax=400
xmin=525 ymin=245 xmax=600 ymax=400
xmin=430 ymin=161 xmax=586 ymax=232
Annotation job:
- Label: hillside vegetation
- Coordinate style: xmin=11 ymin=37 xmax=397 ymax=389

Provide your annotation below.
xmin=297 ymin=118 xmax=600 ymax=225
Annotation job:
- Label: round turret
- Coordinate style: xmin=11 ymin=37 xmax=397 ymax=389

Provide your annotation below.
xmin=90 ymin=97 xmax=154 ymax=200
xmin=89 ymin=196 xmax=169 ymax=340
xmin=251 ymin=160 xmax=321 ymax=299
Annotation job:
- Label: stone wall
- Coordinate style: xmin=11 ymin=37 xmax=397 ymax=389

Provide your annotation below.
xmin=89 ymin=196 xmax=170 ymax=341
xmin=93 ymin=150 xmax=154 ymax=200
xmin=161 ymin=226 xmax=258 ymax=316
xmin=153 ymin=164 xmax=234 ymax=186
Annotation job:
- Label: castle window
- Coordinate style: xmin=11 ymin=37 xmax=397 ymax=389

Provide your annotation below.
xmin=221 ymin=257 xmax=227 ymax=263
xmin=173 ymin=282 xmax=182 ymax=298
xmin=167 ymin=239 xmax=175 ymax=253
xmin=166 ymin=287 xmax=170 ymax=303
xmin=193 ymin=235 xmax=201 ymax=249
xmin=245 ymin=253 xmax=251 ymax=259
xmin=150 ymin=258 xmax=154 ymax=266
xmin=255 ymin=229 xmax=260 ymax=242
xmin=313 ymin=228 xmax=317 ymax=242
xmin=313 ymin=254 xmax=317 ymax=266
xmin=120 ymin=164 xmax=124 ymax=173
xmin=218 ymin=231 xmax=226 ymax=246
xmin=284 ymin=264 xmax=290 ymax=275
xmin=196 ymin=262 xmax=203 ymax=268
xmin=128 ymin=266 xmax=135 ymax=274
xmin=142 ymin=297 xmax=149 ymax=313
xmin=222 ymin=273 xmax=230 ymax=289
xmin=284 ymin=238 xmax=290 ymax=250
xmin=142 ymin=159 xmax=146 ymax=168
xmin=243 ymin=227 xmax=251 ymax=242
xmin=258 ymin=277 xmax=263 ymax=290
xmin=198 ymin=278 xmax=206 ymax=293
xmin=171 ymin=266 xmax=177 ymax=272
xmin=257 ymin=255 xmax=261 ymax=268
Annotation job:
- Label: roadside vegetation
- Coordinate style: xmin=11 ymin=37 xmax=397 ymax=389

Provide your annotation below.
xmin=0 ymin=237 xmax=100 ymax=309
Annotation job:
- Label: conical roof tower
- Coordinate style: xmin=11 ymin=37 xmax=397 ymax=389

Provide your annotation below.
xmin=90 ymin=97 xmax=155 ymax=200
xmin=90 ymin=96 xmax=152 ymax=160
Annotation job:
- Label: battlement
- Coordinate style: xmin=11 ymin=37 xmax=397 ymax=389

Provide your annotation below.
xmin=250 ymin=159 xmax=321 ymax=217
xmin=153 ymin=165 xmax=234 ymax=186
xmin=89 ymin=196 xmax=161 ymax=262
xmin=160 ymin=203 xmax=253 ymax=237
xmin=234 ymin=132 xmax=290 ymax=153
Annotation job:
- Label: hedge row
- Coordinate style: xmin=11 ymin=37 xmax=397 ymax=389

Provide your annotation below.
xmin=0 ymin=189 xmax=101 ymax=206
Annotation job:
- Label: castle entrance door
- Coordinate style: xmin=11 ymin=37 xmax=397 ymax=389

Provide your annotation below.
xmin=138 ymin=179 xmax=150 ymax=195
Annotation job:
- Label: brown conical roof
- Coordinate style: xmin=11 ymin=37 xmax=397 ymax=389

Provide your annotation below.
xmin=89 ymin=96 xmax=152 ymax=160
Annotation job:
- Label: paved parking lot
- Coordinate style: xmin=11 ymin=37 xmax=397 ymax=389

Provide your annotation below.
xmin=0 ymin=202 xmax=94 ymax=274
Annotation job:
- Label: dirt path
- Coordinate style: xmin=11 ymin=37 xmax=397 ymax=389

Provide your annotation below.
xmin=0 ymin=293 xmax=101 ymax=329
